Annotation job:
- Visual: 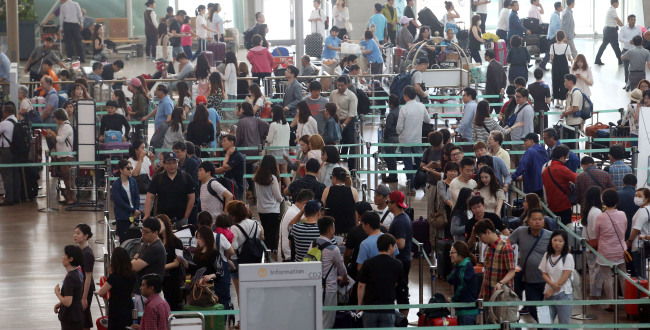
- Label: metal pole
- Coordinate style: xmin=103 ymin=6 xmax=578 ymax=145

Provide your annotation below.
xmin=433 ymin=113 xmax=439 ymax=130
xmin=477 ymin=298 xmax=485 ymax=325
xmin=374 ymin=154 xmax=379 ymax=189
xmin=632 ymin=146 xmax=638 ymax=176
xmin=294 ymin=0 xmax=305 ymax=72
xmin=126 ymin=0 xmax=134 ymax=39
xmin=538 ymin=109 xmax=545 ymax=136
xmin=418 ymin=242 xmax=424 ymax=305
xmin=430 ymin=265 xmax=436 ymax=296
xmin=355 ymin=121 xmax=361 ymax=171
xmin=501 ymin=321 xmax=511 ymax=330
xmin=6 ymin=0 xmax=19 ymax=62
xmin=572 ymin=238 xmax=597 ymax=320
xmin=39 ymin=152 xmax=58 ymax=212
xmin=366 ymin=142 xmax=371 ymax=186
xmin=613 ymin=265 xmax=619 ymax=325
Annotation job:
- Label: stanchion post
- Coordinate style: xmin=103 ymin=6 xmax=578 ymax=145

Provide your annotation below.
xmin=501 ymin=321 xmax=510 ymax=330
xmin=572 ymin=238 xmax=597 ymax=320
xmin=430 ymin=265 xmax=436 ymax=296
xmin=373 ymin=153 xmax=379 ymax=189
xmin=477 ymin=298 xmax=485 ymax=324
xmin=613 ymin=265 xmax=619 ymax=325
xmin=538 ymin=109 xmax=545 ymax=135
xmin=418 ymin=242 xmax=424 ymax=305
xmin=366 ymin=142 xmax=372 ymax=187
xmin=39 ymin=152 xmax=58 ymax=213
xmin=355 ymin=121 xmax=361 ymax=171
xmin=433 ymin=113 xmax=439 ymax=130
xmin=632 ymin=146 xmax=638 ymax=176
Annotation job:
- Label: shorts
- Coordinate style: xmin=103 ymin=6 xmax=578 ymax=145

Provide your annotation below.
xmin=267 ymin=148 xmax=287 ymax=164
xmin=230 ymin=259 xmax=239 ymax=279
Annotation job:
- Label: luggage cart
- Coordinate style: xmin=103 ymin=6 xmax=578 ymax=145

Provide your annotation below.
xmin=168 ymin=312 xmax=205 ymax=329
xmin=93 ymin=292 xmax=108 ymax=330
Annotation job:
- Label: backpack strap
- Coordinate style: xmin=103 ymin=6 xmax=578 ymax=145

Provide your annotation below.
xmin=380 ymin=209 xmax=390 ymax=224
xmin=207 ymin=178 xmax=226 ymax=206
xmin=1 ymin=118 xmax=16 ymax=145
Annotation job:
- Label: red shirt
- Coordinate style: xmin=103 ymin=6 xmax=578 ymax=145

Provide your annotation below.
xmin=140 ymin=293 xmax=171 ymax=330
xmin=542 ymin=160 xmax=578 ymax=213
xmin=215 ymin=227 xmax=234 ymax=243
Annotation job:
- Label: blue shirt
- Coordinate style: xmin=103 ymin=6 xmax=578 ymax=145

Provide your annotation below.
xmin=208 ymin=107 xmax=221 ymax=148
xmin=356 ymin=233 xmax=398 ymax=265
xmin=608 ymin=159 xmax=632 ymax=190
xmin=361 ymin=39 xmax=383 ymax=63
xmin=0 ymin=52 xmax=10 ymax=81
xmin=617 ymin=185 xmax=639 ymax=239
xmin=512 ymin=144 xmax=549 ymax=193
xmin=507 ymin=10 xmax=526 ymax=40
xmin=369 ymin=13 xmax=388 ymax=42
xmin=491 ymin=156 xmax=512 ymax=186
xmin=547 ymin=141 xmax=579 ymax=173
xmin=547 ymin=11 xmax=562 ymax=40
xmin=323 ymin=35 xmax=342 ymax=59
xmin=456 ymin=100 xmax=477 ymax=140
xmin=155 ymin=95 xmax=174 ymax=130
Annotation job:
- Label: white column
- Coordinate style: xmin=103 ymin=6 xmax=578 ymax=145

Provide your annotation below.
xmin=126 ymin=0 xmax=133 ymax=38
xmin=295 ymin=0 xmax=305 ymax=72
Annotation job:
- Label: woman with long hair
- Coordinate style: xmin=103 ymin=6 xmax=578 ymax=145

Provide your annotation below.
xmin=447 ymin=241 xmax=479 ymax=325
xmin=112 ymin=89 xmax=130 ymax=118
xmin=582 ymin=186 xmax=603 ymax=300
xmin=207 ymin=71 xmax=225 ymax=117
xmin=570 ymin=54 xmax=593 ymax=97
xmin=253 ymin=155 xmax=284 ymax=250
xmin=237 ymin=62 xmax=251 ymax=100
xmin=506 ymin=35 xmax=530 ymax=84
xmin=176 ymin=81 xmax=193 ymax=119
xmin=472 ymin=100 xmax=522 ymax=142
xmin=519 ymin=193 xmax=542 ymax=227
xmin=333 ymin=0 xmax=350 ymax=39
xmin=54 ymin=245 xmax=85 ymax=330
xmin=111 ymin=159 xmax=141 ymax=243
xmin=292 ymin=101 xmax=319 ymax=143
xmin=92 ymin=23 xmax=107 ymax=61
xmin=285 ymin=134 xmax=312 ymax=177
xmin=266 ymin=105 xmax=291 ymax=187
xmin=45 ymin=109 xmax=76 ymax=204
xmin=247 ymin=83 xmax=265 ymax=117
xmin=195 ymin=53 xmax=212 ymax=97
xmin=539 ymin=229 xmax=574 ymax=326
xmin=468 ymin=14 xmax=485 ymax=63
xmin=97 ymin=247 xmax=135 ymax=330
xmin=442 ymin=1 xmax=460 ymax=34
xmin=318 ymin=145 xmax=343 ymax=187
xmin=224 ymin=51 xmax=239 ymax=100
xmin=308 ymin=134 xmax=325 ymax=163
xmin=70 ymin=83 xmax=91 ymax=102
xmin=163 ymin=107 xmax=186 ymax=149
xmin=194 ymin=225 xmax=235 ymax=307
xmin=474 ymin=166 xmax=505 ymax=215
xmin=550 ymin=30 xmax=572 ymax=108
xmin=450 ymin=187 xmax=473 ymax=242
xmin=208 ymin=3 xmax=225 ymax=42
xmin=73 ymin=223 xmax=95 ymax=330
xmin=192 ymin=5 xmax=216 ymax=60
xmin=187 ymin=103 xmax=215 ymax=148
xmin=156 ymin=215 xmax=184 ymax=311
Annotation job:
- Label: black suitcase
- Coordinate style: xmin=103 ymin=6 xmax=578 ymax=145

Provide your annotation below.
xmin=524 ymin=34 xmax=541 ymax=46
xmin=436 ymin=239 xmax=454 ymax=279
xmin=540 ymin=23 xmax=549 ymax=35
xmin=305 ymin=33 xmax=323 ymax=58
xmin=456 ymin=30 xmax=469 ymax=50
xmin=418 ymin=7 xmax=444 ymax=35
xmin=21 ymin=167 xmax=39 ymax=201
xmin=640 ymin=300 xmax=650 ymax=330
xmin=521 ymin=17 xmax=540 ymax=34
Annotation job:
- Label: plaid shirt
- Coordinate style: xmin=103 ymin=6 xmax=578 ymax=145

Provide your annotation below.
xmin=481 ymin=237 xmax=515 ymax=299
xmin=575 ymin=166 xmax=615 ymax=207
xmin=286 ymin=174 xmax=326 ymax=202
xmin=608 ymin=160 xmax=632 ymax=190
xmin=140 ymin=293 xmax=171 ymax=330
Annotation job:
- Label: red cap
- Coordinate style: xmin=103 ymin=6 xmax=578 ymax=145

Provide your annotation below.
xmin=389 ymin=191 xmax=408 ymax=209
xmin=196 ymin=95 xmax=207 ymax=105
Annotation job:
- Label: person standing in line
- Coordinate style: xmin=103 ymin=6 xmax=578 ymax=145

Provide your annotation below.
xmin=538 ymin=230 xmax=575 ymax=327
xmin=476 ymin=219 xmax=516 ymax=299
xmin=594 ymin=0 xmax=624 ymax=66
xmin=619 ymin=15 xmax=643 ymax=91
xmin=387 ymin=190 xmax=414 ymax=318
xmin=403 ymin=0 xmax=421 ymax=37
xmin=452 ymin=87 xmax=478 ymax=145
xmin=59 ymin=0 xmax=85 ymax=63
xmin=473 ymin=0 xmax=490 ymax=35
xmin=626 ymin=188 xmax=650 ymax=279
xmin=369 ymin=3 xmax=388 ymax=44
xmin=560 ymin=74 xmax=583 ymax=147
xmin=484 ymin=49 xmax=507 ymax=113
xmin=54 ymin=245 xmax=85 ymax=330
xmin=561 ymin=0 xmax=577 ymax=58
xmin=131 ymin=274 xmax=171 ymax=330
xmin=539 ymin=2 xmax=562 ymax=71
xmin=317 ymin=216 xmax=348 ymax=329
xmin=621 ymin=36 xmax=650 ymax=93
xmin=329 ymin=75 xmax=358 ymax=170
xmin=541 ymin=145 xmax=577 ymax=225
xmin=396 ymin=85 xmax=431 ymax=194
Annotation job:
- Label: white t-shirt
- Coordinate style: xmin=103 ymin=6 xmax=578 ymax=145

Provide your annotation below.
xmin=122 ymin=182 xmax=134 ymax=208
xmin=449 ymin=177 xmax=477 ymax=207
xmin=279 ymin=204 xmax=301 ymax=261
xmin=253 ymin=97 xmax=265 ymax=110
xmin=538 ymin=252 xmax=575 ymax=295
xmin=475 ymin=3 xmax=488 ymax=14
xmin=200 ymin=179 xmax=228 ymax=221
xmin=128 ymin=157 xmax=153 ymax=180
xmin=211 ymin=232 xmax=232 ymax=262
xmin=528 ymin=5 xmax=543 ymax=22
xmin=497 ymin=8 xmax=510 ymax=31
xmin=605 ymin=6 xmax=618 ymax=27
xmin=231 ymin=219 xmax=262 ymax=254
xmin=374 ymin=205 xmax=394 ymax=228
xmin=296 ymin=116 xmax=319 ymax=138
xmin=196 ymin=14 xmax=208 ymax=39
xmin=582 ymin=207 xmax=601 ymax=245
xmin=631 ymin=206 xmax=650 ymax=252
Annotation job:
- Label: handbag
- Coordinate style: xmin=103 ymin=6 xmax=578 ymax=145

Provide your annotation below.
xmin=213 ymin=233 xmax=225 ymax=280
xmin=135 ymin=174 xmax=151 ymax=194
xmin=149 ymin=122 xmax=169 ymax=148
xmin=344 ymin=20 xmax=353 ymax=32
xmin=605 ymin=212 xmax=634 ymax=264
xmin=104 ymin=130 xmax=123 ymax=143
xmin=429 ymin=185 xmax=448 ymax=229
xmin=185 ymin=267 xmax=219 ymax=307
xmin=585 ymin=122 xmax=609 ymax=137
xmin=546 ymin=162 xmax=577 ymax=205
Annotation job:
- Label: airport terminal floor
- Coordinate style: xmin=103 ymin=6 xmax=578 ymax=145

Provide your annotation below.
xmin=0 ymin=36 xmax=642 ymax=329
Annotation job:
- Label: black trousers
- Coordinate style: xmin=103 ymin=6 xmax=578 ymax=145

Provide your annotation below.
xmin=555 ymin=208 xmax=573 ymax=226
xmin=395 ymin=257 xmax=411 ymax=304
xmin=63 ymin=22 xmax=85 ymax=61
xmin=595 ymin=26 xmax=621 ymax=64
xmin=340 ymin=117 xmax=358 ymax=170
xmin=145 ymin=32 xmax=157 ymax=58
xmin=386 ymin=29 xmax=396 ymax=45
xmin=259 ymin=212 xmax=281 ymax=251
xmin=478 ymin=13 xmax=487 ymax=37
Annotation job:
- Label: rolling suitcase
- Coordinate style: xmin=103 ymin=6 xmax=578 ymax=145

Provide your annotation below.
xmin=412 ymin=216 xmax=431 ymax=255
xmin=29 ymin=130 xmax=43 ymax=163
xmin=305 ymin=33 xmax=323 ymax=58
xmin=456 ymin=30 xmax=469 ymax=50
xmin=494 ymin=39 xmax=507 ymax=65
xmin=521 ymin=17 xmax=540 ymax=34
xmin=21 ymin=167 xmax=39 ymax=201
xmin=639 ymin=300 xmax=650 ymax=329
xmin=201 ymin=51 xmax=214 ymax=67
xmin=207 ymin=42 xmax=226 ymax=65
xmin=436 ymin=239 xmax=454 ymax=279
xmin=433 ymin=317 xmax=459 ymax=326
xmin=625 ymin=277 xmax=649 ymax=317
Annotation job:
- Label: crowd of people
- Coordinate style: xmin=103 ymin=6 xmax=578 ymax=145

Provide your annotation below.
xmin=1 ymin=0 xmax=650 ymax=329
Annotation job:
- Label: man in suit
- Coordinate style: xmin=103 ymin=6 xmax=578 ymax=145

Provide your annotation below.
xmin=484 ymin=49 xmax=507 ymax=113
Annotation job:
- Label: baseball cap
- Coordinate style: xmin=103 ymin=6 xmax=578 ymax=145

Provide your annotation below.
xmin=522 ymin=132 xmax=539 ymax=143
xmin=400 ymin=16 xmax=413 ymax=25
xmin=304 ymin=200 xmax=322 ymax=214
xmin=105 ymin=100 xmax=119 ymax=108
xmin=417 ymin=57 xmax=430 ymax=65
xmin=332 ymin=167 xmax=348 ymax=181
xmin=196 ymin=95 xmax=207 ymax=105
xmin=372 ymin=184 xmax=391 ymax=197
xmin=128 ymin=77 xmax=142 ymax=88
xmin=389 ymin=191 xmax=408 ymax=209
xmin=163 ymin=151 xmax=178 ymax=162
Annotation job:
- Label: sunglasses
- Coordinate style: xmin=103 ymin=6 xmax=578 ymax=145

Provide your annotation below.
xmin=124 ymin=167 xmax=133 ymax=170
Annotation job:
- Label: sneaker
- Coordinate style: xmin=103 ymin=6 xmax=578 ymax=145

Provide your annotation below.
xmin=594 ymin=61 xmax=605 ymax=65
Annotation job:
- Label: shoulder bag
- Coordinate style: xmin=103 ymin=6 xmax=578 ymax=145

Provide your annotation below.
xmin=546 ymin=163 xmax=577 ymax=205
xmin=429 ymin=185 xmax=448 ymax=229
xmin=605 ymin=212 xmax=633 ymax=263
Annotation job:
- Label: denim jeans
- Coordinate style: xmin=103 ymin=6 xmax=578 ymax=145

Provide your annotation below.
xmin=457 ymin=314 xmax=477 ymax=325
xmin=547 ymin=292 xmax=573 ymax=330
xmin=362 ymin=312 xmax=394 ymax=328
xmin=400 ymin=145 xmax=422 ymax=186
xmin=172 ymin=46 xmax=183 ymax=58
xmin=524 ymin=281 xmax=546 ymax=322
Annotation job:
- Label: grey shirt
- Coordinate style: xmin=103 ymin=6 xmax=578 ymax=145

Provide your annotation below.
xmin=510 ymin=103 xmax=534 ymax=141
xmin=283 ymin=79 xmax=303 ymax=116
xmin=621 ymin=46 xmax=650 ymax=71
xmin=178 ymin=61 xmax=194 ymax=81
xmin=314 ymin=236 xmax=347 ymax=292
xmin=509 ymin=226 xmax=551 ymax=283
xmin=397 ymin=27 xmax=413 ymax=50
xmin=561 ymin=8 xmax=575 ymax=40
xmin=27 ymin=46 xmax=61 ymax=75
xmin=303 ymin=95 xmax=329 ymax=134
xmin=235 ymin=116 xmax=270 ymax=160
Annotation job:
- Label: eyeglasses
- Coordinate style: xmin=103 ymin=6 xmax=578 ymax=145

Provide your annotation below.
xmin=449 ymin=251 xmax=457 ymax=255
xmin=125 ymin=167 xmax=133 ymax=170
xmin=451 ymin=152 xmax=463 ymax=157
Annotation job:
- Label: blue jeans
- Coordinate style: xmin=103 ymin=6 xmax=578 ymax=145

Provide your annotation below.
xmin=172 ymin=46 xmax=183 ymax=58
xmin=547 ymin=292 xmax=573 ymax=330
xmin=362 ymin=312 xmax=394 ymax=328
xmin=400 ymin=146 xmax=422 ymax=187
xmin=182 ymin=45 xmax=193 ymax=59
xmin=524 ymin=281 xmax=546 ymax=322
xmin=213 ymin=259 xmax=232 ymax=308
xmin=457 ymin=314 xmax=477 ymax=325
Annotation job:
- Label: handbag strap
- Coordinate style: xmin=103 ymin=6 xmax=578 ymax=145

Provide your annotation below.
xmin=521 ymin=230 xmax=544 ymax=276
xmin=584 ymin=168 xmax=603 ymax=189
xmin=546 ymin=162 xmax=570 ymax=198
xmin=605 ymin=211 xmax=627 ymax=255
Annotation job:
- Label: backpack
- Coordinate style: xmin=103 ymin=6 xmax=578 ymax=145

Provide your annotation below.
xmin=244 ymin=28 xmax=256 ymax=50
xmin=1 ymin=119 xmax=32 ymax=157
xmin=57 ymin=92 xmax=68 ymax=109
xmin=571 ymin=88 xmax=593 ymax=120
xmin=420 ymin=293 xmax=450 ymax=319
xmin=303 ymin=240 xmax=334 ymax=288
xmin=149 ymin=122 xmax=169 ymax=148
xmin=389 ymin=70 xmax=416 ymax=104
xmin=206 ymin=177 xmax=237 ymax=208
xmin=486 ymin=285 xmax=520 ymax=324
xmin=355 ymin=88 xmax=370 ymax=115
xmin=235 ymin=222 xmax=265 ymax=264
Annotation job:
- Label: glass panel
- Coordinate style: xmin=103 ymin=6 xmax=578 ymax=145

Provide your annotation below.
xmin=264 ymin=0 xmax=293 ymax=40
xmin=245 ymin=286 xmax=317 ymax=330
xmin=573 ymin=0 xmax=594 ymax=35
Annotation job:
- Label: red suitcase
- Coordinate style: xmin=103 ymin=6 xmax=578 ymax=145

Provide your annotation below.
xmin=206 ymin=42 xmax=226 ymax=65
xmin=201 ymin=51 xmax=214 ymax=67
xmin=433 ymin=316 xmax=458 ymax=326
xmin=625 ymin=277 xmax=649 ymax=316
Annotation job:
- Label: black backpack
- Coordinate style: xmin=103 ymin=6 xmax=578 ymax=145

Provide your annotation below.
xmin=206 ymin=177 xmax=237 ymax=208
xmin=2 ymin=118 xmax=32 ymax=157
xmin=244 ymin=28 xmax=256 ymax=50
xmin=355 ymin=88 xmax=371 ymax=115
xmin=235 ymin=223 xmax=265 ymax=264
xmin=389 ymin=70 xmax=416 ymax=104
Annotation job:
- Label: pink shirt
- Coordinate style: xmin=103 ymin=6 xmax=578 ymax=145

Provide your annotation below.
xmin=181 ymin=24 xmax=192 ymax=46
xmin=594 ymin=209 xmax=628 ymax=264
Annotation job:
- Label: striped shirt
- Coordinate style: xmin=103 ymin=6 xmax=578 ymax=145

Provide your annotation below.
xmin=290 ymin=222 xmax=321 ymax=261
xmin=481 ymin=237 xmax=515 ymax=299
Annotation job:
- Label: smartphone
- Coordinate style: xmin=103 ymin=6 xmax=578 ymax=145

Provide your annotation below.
xmin=149 ymin=146 xmax=155 ymax=154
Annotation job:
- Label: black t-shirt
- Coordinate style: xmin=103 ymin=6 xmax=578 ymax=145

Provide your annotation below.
xmin=527 ymin=81 xmax=550 ymax=112
xmin=191 ymin=250 xmax=220 ymax=277
xmin=58 ymin=269 xmax=84 ymax=324
xmin=101 ymin=64 xmax=115 ymax=80
xmin=100 ymin=113 xmax=131 ymax=137
xmin=389 ymin=213 xmax=413 ymax=261
xmin=422 ymin=147 xmax=444 ymax=184
xmin=404 ymin=6 xmax=417 ymax=37
xmin=148 ymin=170 xmax=195 ymax=221
xmin=165 ymin=237 xmax=184 ymax=280
xmin=169 ymin=19 xmax=181 ymax=47
xmin=107 ymin=273 xmax=136 ymax=326
xmin=81 ymin=246 xmax=95 ymax=303
xmin=358 ymin=254 xmax=404 ymax=312
xmin=345 ymin=225 xmax=387 ymax=279
xmin=226 ymin=149 xmax=245 ymax=189
xmin=465 ymin=212 xmax=506 ymax=240
xmin=135 ymin=239 xmax=166 ymax=294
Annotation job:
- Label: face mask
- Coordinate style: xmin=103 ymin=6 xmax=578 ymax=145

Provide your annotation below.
xmin=634 ymin=197 xmax=645 ymax=206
